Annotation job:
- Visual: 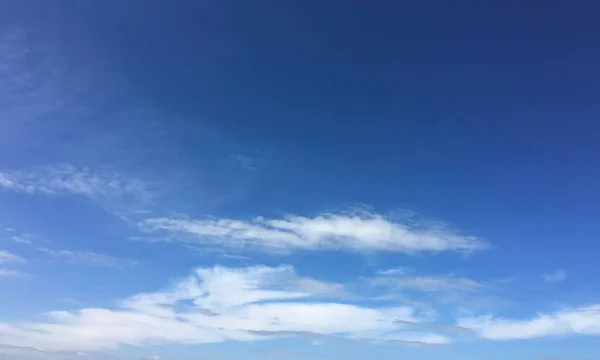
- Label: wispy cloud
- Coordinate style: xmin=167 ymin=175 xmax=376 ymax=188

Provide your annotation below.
xmin=542 ymin=270 xmax=566 ymax=283
xmin=0 ymin=268 xmax=28 ymax=277
xmin=0 ymin=250 xmax=24 ymax=263
xmin=368 ymin=273 xmax=485 ymax=293
xmin=1 ymin=227 xmax=36 ymax=245
xmin=537 ymin=356 xmax=589 ymax=360
xmin=232 ymin=154 xmax=259 ymax=170
xmin=11 ymin=235 xmax=33 ymax=244
xmin=366 ymin=268 xmax=502 ymax=313
xmin=0 ymin=265 xmax=447 ymax=351
xmin=39 ymin=248 xmax=138 ymax=268
xmin=376 ymin=267 xmax=412 ymax=276
xmin=0 ymin=28 xmax=71 ymax=133
xmin=141 ymin=211 xmax=487 ymax=254
xmin=458 ymin=304 xmax=600 ymax=340
xmin=0 ymin=164 xmax=153 ymax=203
xmin=0 ymin=249 xmax=26 ymax=279
xmin=0 ymin=344 xmax=115 ymax=360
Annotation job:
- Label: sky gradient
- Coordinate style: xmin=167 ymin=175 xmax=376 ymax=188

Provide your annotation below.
xmin=1 ymin=1 xmax=600 ymax=360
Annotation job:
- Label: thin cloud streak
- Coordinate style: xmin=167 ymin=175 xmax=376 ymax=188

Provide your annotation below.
xmin=368 ymin=272 xmax=485 ymax=293
xmin=0 ymin=268 xmax=28 ymax=277
xmin=0 ymin=344 xmax=116 ymax=360
xmin=39 ymin=248 xmax=138 ymax=268
xmin=458 ymin=305 xmax=600 ymax=340
xmin=0 ymin=164 xmax=153 ymax=203
xmin=0 ymin=250 xmax=24 ymax=263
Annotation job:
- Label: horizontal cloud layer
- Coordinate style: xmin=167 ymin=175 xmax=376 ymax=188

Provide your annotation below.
xmin=368 ymin=273 xmax=485 ymax=293
xmin=39 ymin=248 xmax=138 ymax=268
xmin=141 ymin=212 xmax=487 ymax=254
xmin=458 ymin=305 xmax=600 ymax=340
xmin=0 ymin=265 xmax=447 ymax=351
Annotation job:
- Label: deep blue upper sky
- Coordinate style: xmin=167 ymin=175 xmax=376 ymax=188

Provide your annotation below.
xmin=1 ymin=1 xmax=600 ymax=360
xmin=45 ymin=0 xmax=600 ymax=269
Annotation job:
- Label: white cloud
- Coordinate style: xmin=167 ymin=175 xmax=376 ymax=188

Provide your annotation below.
xmin=376 ymin=267 xmax=412 ymax=276
xmin=0 ymin=265 xmax=447 ymax=351
xmin=0 ymin=164 xmax=154 ymax=208
xmin=458 ymin=304 xmax=600 ymax=340
xmin=11 ymin=235 xmax=33 ymax=244
xmin=39 ymin=248 xmax=138 ymax=268
xmin=0 ymin=250 xmax=23 ymax=263
xmin=141 ymin=211 xmax=486 ymax=254
xmin=543 ymin=270 xmax=566 ymax=283
xmin=0 ymin=250 xmax=25 ymax=278
xmin=0 ymin=268 xmax=28 ymax=277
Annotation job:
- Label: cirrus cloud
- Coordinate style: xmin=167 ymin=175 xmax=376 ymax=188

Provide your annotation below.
xmin=368 ymin=274 xmax=485 ymax=293
xmin=39 ymin=248 xmax=138 ymax=269
xmin=0 ymin=164 xmax=154 ymax=208
xmin=140 ymin=211 xmax=487 ymax=254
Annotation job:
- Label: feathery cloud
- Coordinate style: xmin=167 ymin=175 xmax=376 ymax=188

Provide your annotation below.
xmin=141 ymin=211 xmax=487 ymax=254
xmin=0 ymin=164 xmax=153 ymax=204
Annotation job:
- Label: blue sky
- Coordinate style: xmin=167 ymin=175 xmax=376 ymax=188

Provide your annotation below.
xmin=1 ymin=1 xmax=599 ymax=359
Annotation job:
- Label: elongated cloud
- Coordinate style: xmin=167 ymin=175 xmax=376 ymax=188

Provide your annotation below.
xmin=0 ymin=268 xmax=28 ymax=277
xmin=39 ymin=248 xmax=138 ymax=268
xmin=0 ymin=265 xmax=447 ymax=351
xmin=368 ymin=273 xmax=484 ymax=293
xmin=0 ymin=165 xmax=154 ymax=219
xmin=458 ymin=305 xmax=600 ymax=340
xmin=0 ymin=164 xmax=152 ymax=203
xmin=0 ymin=345 xmax=112 ymax=360
xmin=0 ymin=250 xmax=25 ymax=277
xmin=141 ymin=212 xmax=486 ymax=254
xmin=0 ymin=250 xmax=23 ymax=263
